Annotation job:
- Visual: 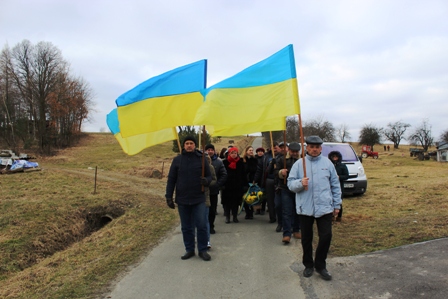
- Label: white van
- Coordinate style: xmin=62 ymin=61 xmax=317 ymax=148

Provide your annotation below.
xmin=321 ymin=142 xmax=367 ymax=195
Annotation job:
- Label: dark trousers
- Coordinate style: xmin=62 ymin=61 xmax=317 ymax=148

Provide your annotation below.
xmin=337 ymin=192 xmax=344 ymax=218
xmin=209 ymin=194 xmax=218 ymax=229
xmin=281 ymin=189 xmax=300 ymax=236
xmin=299 ymin=213 xmax=333 ymax=270
xmin=274 ymin=189 xmax=282 ymax=226
xmin=223 ymin=203 xmax=239 ymax=218
xmin=244 ymin=203 xmax=253 ymax=217
xmin=265 ymin=178 xmax=276 ymax=221
xmin=337 ymin=204 xmax=343 ymax=218
xmin=177 ymin=202 xmax=208 ymax=253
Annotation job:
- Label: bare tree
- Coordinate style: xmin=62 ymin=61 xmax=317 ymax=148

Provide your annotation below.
xmin=285 ymin=116 xmax=300 ymax=142
xmin=440 ymin=129 xmax=448 ymax=143
xmin=383 ymin=121 xmax=411 ymax=149
xmin=302 ymin=115 xmax=336 ymax=142
xmin=408 ymin=119 xmax=434 ymax=151
xmin=336 ymin=123 xmax=351 ymax=143
xmin=358 ymin=124 xmax=383 ymax=151
xmin=1 ymin=40 xmax=93 ymax=153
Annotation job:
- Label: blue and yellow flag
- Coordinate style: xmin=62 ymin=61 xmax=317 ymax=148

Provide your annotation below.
xmin=117 ymin=60 xmax=207 ymax=138
xmin=194 ymin=45 xmax=300 ymax=136
xmin=107 ymin=109 xmax=177 ymax=156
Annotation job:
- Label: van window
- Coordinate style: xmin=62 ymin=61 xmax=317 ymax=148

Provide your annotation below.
xmin=321 ymin=144 xmax=358 ymax=162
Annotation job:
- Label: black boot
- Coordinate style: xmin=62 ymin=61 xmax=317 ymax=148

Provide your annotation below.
xmin=225 ymin=216 xmax=230 ymax=223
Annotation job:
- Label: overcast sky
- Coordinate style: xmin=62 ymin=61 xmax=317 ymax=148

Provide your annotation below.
xmin=1 ymin=0 xmax=447 ymax=142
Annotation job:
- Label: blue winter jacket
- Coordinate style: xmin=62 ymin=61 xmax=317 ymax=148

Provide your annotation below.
xmin=287 ymin=154 xmax=342 ymax=217
xmin=165 ymin=149 xmax=212 ymax=205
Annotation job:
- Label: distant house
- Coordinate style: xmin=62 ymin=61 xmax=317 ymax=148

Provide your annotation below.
xmin=436 ymin=141 xmax=448 ymax=162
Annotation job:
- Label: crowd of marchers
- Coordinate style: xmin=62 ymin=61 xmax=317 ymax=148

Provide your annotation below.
xmin=165 ymin=135 xmax=347 ymax=281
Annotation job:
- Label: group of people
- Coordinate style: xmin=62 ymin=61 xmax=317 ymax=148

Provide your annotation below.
xmin=165 ymin=135 xmax=348 ymax=281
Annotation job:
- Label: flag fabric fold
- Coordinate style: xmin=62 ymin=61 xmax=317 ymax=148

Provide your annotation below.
xmin=194 ymin=44 xmax=300 ymax=136
xmin=107 ymin=109 xmax=177 ymax=156
xmin=117 ymin=60 xmax=207 ymax=138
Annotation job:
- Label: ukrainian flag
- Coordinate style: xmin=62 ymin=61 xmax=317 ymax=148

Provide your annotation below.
xmin=194 ymin=45 xmax=300 ymax=136
xmin=117 ymin=60 xmax=207 ymax=138
xmin=107 ymin=109 xmax=177 ymax=155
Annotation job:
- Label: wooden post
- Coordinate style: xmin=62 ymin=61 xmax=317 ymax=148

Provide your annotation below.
xmin=283 ymin=130 xmax=287 ymax=184
xmin=298 ymin=114 xmax=307 ymax=190
xmin=94 ymin=166 xmax=98 ymax=194
xmin=201 ymin=126 xmax=206 ymax=192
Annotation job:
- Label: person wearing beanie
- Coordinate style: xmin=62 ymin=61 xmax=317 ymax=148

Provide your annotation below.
xmin=205 ymin=143 xmax=227 ymax=234
xmin=221 ymin=147 xmax=247 ymax=223
xmin=274 ymin=141 xmax=302 ymax=244
xmin=242 ymin=145 xmax=258 ymax=220
xmin=183 ymin=135 xmax=197 ymax=147
xmin=165 ymin=135 xmax=213 ymax=261
xmin=253 ymin=142 xmax=282 ymax=220
xmin=205 ymin=144 xmax=215 ymax=151
xmin=287 ymin=135 xmax=342 ymax=281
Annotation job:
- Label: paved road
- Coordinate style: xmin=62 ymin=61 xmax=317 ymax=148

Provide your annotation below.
xmin=105 ymin=137 xmax=448 ymax=298
xmin=106 ymin=205 xmax=306 ymax=299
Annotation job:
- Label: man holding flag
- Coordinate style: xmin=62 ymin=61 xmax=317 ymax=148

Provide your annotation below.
xmin=165 ymin=135 xmax=213 ymax=261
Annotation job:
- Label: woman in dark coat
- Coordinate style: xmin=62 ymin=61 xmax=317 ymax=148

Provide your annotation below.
xmin=328 ymin=151 xmax=349 ymax=222
xmin=221 ymin=147 xmax=247 ymax=223
xmin=242 ymin=145 xmax=259 ymax=219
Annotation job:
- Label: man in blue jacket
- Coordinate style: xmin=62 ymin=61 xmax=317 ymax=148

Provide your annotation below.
xmin=165 ymin=135 xmax=213 ymax=261
xmin=287 ymin=136 xmax=342 ymax=280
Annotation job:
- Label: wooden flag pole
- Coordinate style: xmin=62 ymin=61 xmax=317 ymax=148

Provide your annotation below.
xmin=298 ymin=114 xmax=307 ymax=190
xmin=201 ymin=125 xmax=206 ymax=192
xmin=269 ymin=131 xmax=275 ymax=155
xmin=174 ymin=127 xmax=182 ymax=154
xmin=283 ymin=130 xmax=287 ymax=184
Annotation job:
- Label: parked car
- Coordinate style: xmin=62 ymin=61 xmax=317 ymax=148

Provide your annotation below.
xmin=321 ymin=143 xmax=368 ymax=195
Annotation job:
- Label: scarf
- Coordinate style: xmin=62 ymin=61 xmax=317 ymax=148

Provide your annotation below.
xmin=227 ymin=155 xmax=240 ymax=169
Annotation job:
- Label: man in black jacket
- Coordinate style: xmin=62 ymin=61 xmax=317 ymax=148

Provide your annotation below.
xmin=254 ymin=142 xmax=281 ymax=222
xmin=165 ymin=136 xmax=213 ymax=261
xmin=275 ymin=142 xmax=302 ymax=244
xmin=205 ymin=144 xmax=227 ymax=234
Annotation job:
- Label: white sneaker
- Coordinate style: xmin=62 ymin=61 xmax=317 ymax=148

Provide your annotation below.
xmin=207 ymin=242 xmax=212 ymax=249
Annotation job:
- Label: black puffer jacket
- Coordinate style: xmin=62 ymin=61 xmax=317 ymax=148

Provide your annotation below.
xmin=209 ymin=154 xmax=227 ymax=195
xmin=328 ymin=151 xmax=349 ymax=184
xmin=165 ymin=149 xmax=212 ymax=205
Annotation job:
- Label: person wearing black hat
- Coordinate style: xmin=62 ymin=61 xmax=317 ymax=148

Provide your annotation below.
xmin=165 ymin=135 xmax=213 ymax=261
xmin=274 ymin=142 xmax=302 ymax=244
xmin=287 ymin=136 xmax=342 ymax=281
xmin=205 ymin=144 xmax=228 ymax=234
xmin=254 ymin=142 xmax=282 ymax=223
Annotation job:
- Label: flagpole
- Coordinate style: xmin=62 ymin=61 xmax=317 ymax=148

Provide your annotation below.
xmin=201 ymin=125 xmax=206 ymax=192
xmin=283 ymin=129 xmax=287 ymax=184
xmin=174 ymin=127 xmax=182 ymax=154
xmin=298 ymin=114 xmax=307 ymax=190
xmin=269 ymin=131 xmax=275 ymax=155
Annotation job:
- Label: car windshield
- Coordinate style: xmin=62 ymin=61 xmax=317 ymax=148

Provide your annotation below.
xmin=321 ymin=144 xmax=358 ymax=162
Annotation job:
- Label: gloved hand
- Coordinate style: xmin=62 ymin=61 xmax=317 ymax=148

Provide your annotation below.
xmin=271 ymin=158 xmax=276 ymax=165
xmin=201 ymin=177 xmax=210 ymax=186
xmin=166 ymin=198 xmax=175 ymax=209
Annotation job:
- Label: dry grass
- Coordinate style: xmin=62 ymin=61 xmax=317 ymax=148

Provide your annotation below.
xmin=0 ymin=135 xmax=447 ymax=298
xmin=330 ymin=144 xmax=448 ymax=256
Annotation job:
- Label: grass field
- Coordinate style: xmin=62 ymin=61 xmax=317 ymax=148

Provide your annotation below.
xmin=0 ymin=134 xmax=447 ymax=298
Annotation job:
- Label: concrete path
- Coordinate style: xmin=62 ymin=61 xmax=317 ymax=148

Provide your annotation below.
xmin=105 ymin=136 xmax=448 ymax=298
xmin=106 ymin=205 xmax=306 ymax=299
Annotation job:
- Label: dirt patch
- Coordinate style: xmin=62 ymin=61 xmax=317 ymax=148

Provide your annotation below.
xmin=22 ymin=200 xmax=128 ymax=271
